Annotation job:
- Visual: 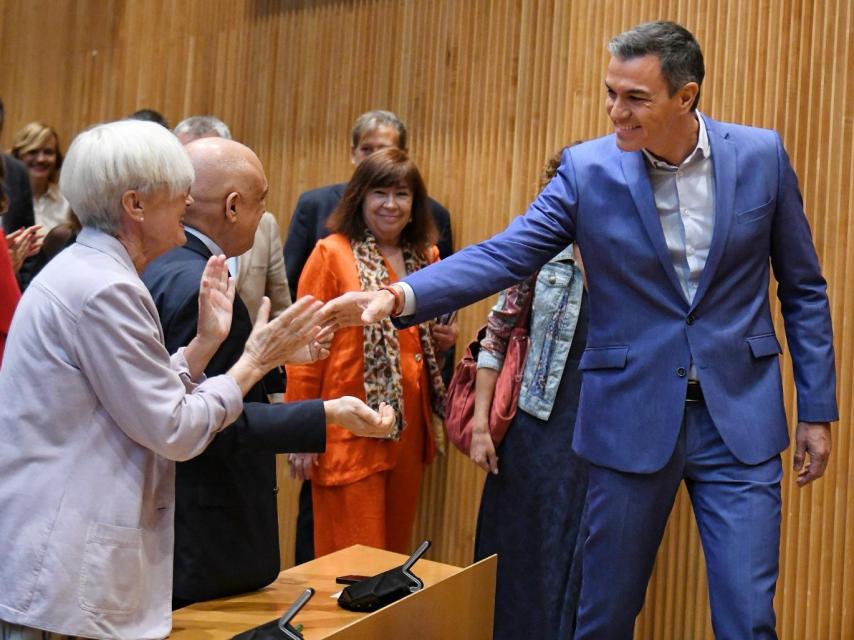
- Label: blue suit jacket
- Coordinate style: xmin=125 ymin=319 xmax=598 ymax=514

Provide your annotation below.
xmin=143 ymin=234 xmax=327 ymax=603
xmin=401 ymin=116 xmax=837 ymax=473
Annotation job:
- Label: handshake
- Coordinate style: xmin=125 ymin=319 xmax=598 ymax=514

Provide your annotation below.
xmin=238 ymin=293 xmax=397 ymax=439
xmin=194 ymin=256 xmax=397 ymax=440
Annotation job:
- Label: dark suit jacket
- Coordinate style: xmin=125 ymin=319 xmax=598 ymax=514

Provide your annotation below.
xmin=284 ymin=182 xmax=453 ymax=300
xmin=1 ymin=155 xmax=34 ymax=234
xmin=2 ymin=155 xmax=38 ymax=289
xmin=143 ymin=234 xmax=327 ymax=604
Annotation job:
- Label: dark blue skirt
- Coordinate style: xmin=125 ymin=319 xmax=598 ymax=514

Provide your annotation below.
xmin=474 ymin=294 xmax=589 ymax=639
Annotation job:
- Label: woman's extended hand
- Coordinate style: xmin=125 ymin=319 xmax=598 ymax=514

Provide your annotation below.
xmin=431 ymin=321 xmax=459 ymax=352
xmin=196 ymin=255 xmax=235 ymax=346
xmin=324 ymin=397 xmax=396 ymax=438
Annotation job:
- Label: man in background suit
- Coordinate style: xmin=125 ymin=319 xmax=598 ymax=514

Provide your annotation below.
xmin=284 ymin=109 xmax=453 ymax=300
xmin=323 ymin=22 xmax=837 ymax=639
xmin=284 ymin=109 xmax=455 ymax=563
xmin=143 ymin=137 xmax=393 ymax=606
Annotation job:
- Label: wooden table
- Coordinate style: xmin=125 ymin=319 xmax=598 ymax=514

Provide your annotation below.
xmin=170 ymin=544 xmax=496 ymax=639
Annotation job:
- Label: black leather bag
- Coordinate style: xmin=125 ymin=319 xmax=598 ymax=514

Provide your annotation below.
xmin=337 ymin=540 xmax=431 ymax=613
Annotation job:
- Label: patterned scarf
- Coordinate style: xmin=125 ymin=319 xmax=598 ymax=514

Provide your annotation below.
xmin=352 ymin=231 xmax=446 ymax=448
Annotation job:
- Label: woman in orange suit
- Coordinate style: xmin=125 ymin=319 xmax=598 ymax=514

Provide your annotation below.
xmin=286 ymin=148 xmax=454 ymax=556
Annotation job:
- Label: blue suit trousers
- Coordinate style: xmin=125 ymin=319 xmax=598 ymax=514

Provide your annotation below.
xmin=575 ymin=400 xmax=783 ymax=639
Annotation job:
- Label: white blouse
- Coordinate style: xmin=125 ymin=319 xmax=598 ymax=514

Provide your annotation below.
xmin=33 ymin=182 xmax=71 ymax=232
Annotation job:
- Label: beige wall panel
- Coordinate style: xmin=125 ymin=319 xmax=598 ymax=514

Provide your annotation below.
xmin=1 ymin=1 xmax=852 ymax=637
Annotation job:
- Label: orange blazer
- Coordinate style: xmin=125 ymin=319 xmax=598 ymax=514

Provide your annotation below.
xmin=286 ymin=233 xmax=438 ymax=486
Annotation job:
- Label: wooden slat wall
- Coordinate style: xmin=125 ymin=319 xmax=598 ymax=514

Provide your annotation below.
xmin=1 ymin=1 xmax=851 ymax=637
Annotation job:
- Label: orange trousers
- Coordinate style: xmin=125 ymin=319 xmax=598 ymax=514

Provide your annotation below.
xmin=312 ymin=419 xmax=426 ymax=556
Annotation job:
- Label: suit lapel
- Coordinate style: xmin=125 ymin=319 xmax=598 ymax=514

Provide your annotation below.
xmin=620 ymin=151 xmax=687 ymax=302
xmin=690 ymin=118 xmax=735 ymax=309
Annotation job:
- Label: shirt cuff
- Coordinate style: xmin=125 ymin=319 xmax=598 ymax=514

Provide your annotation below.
xmin=170 ymin=346 xmax=207 ymax=392
xmin=477 ymin=350 xmax=504 ymax=371
xmin=398 ymin=281 xmax=417 ymax=316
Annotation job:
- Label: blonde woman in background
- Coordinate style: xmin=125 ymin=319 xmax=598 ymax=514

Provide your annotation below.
xmin=11 ymin=122 xmax=71 ymax=233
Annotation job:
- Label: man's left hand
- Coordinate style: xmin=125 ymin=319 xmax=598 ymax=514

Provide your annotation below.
xmin=793 ymin=421 xmax=832 ymax=487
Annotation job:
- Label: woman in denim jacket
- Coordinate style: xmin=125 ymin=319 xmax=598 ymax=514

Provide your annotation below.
xmin=471 ymin=149 xmax=589 ymax=639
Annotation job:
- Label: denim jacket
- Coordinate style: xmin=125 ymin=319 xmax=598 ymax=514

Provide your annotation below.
xmin=477 ymin=245 xmax=583 ymax=420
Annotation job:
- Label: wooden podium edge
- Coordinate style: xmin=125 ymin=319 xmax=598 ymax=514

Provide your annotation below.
xmin=326 ymin=554 xmax=497 ymax=640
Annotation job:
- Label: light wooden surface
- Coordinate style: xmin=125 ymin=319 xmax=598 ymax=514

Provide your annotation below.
xmin=1 ymin=2 xmax=853 ymax=637
xmin=170 ymin=545 xmax=495 ymax=640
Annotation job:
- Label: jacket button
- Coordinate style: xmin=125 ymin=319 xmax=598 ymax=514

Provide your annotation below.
xmin=414 ymin=354 xmax=423 ymax=363
xmin=676 ymin=367 xmax=687 ymax=377
xmin=686 ymin=314 xmax=695 ymax=325
xmin=548 ymin=275 xmax=556 ymax=284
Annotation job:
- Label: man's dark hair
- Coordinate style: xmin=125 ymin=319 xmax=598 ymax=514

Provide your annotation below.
xmin=128 ymin=108 xmax=170 ymax=129
xmin=608 ymin=21 xmax=704 ymax=110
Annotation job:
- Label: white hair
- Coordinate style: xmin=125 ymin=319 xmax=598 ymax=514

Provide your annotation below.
xmin=59 ymin=120 xmax=194 ymax=234
xmin=173 ymin=115 xmax=232 ymax=141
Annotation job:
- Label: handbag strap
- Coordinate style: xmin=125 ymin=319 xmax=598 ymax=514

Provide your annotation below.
xmin=513 ymin=272 xmax=537 ymax=331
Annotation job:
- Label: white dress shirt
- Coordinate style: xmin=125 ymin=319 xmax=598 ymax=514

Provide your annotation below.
xmin=33 ymin=182 xmax=72 ymax=232
xmin=185 ymin=226 xmax=238 ymax=277
xmin=642 ymin=113 xmax=715 ymax=304
xmin=643 ymin=113 xmax=715 ymax=379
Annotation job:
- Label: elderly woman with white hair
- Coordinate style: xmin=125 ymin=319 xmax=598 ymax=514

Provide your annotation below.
xmin=0 ymin=120 xmax=334 ymax=640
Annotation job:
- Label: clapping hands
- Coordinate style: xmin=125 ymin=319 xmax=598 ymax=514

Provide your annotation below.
xmin=196 ymin=255 xmax=235 ymax=347
xmin=6 ymin=225 xmax=43 ymax=272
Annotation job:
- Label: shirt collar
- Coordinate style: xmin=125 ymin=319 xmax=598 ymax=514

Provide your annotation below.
xmin=44 ymin=182 xmax=62 ymax=201
xmin=184 ymin=226 xmax=226 ymax=257
xmin=642 ymin=112 xmax=711 ymax=170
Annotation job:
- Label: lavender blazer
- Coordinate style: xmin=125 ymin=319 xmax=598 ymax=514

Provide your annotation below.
xmin=0 ymin=228 xmax=243 ymax=639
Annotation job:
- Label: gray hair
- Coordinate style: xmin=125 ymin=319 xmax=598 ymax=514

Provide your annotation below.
xmin=59 ymin=120 xmax=194 ymax=235
xmin=351 ymin=110 xmax=407 ymax=149
xmin=608 ymin=21 xmax=704 ymax=110
xmin=173 ymin=115 xmax=232 ymax=141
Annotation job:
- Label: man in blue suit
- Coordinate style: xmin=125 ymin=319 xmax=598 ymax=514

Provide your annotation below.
xmin=323 ymin=21 xmax=837 ymax=639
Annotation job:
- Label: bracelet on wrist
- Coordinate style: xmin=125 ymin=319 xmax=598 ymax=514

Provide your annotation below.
xmin=380 ymin=285 xmax=405 ymax=317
